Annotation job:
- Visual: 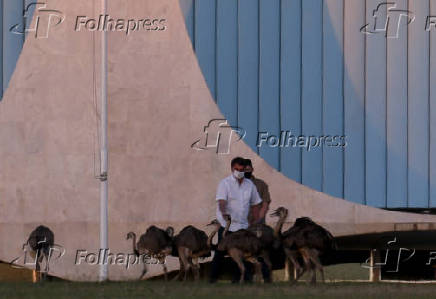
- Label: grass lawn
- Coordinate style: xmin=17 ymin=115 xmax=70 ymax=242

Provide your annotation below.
xmin=3 ymin=281 xmax=436 ymax=299
xmin=2 ymin=263 xmax=436 ymax=298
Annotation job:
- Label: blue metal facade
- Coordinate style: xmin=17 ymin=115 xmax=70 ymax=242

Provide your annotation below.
xmin=1 ymin=1 xmax=435 ymax=209
xmin=0 ymin=0 xmax=35 ymax=98
xmin=180 ymin=0 xmax=436 ymax=209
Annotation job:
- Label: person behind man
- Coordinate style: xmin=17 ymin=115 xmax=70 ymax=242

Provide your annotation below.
xmin=243 ymin=158 xmax=273 ymax=282
xmin=244 ymin=159 xmax=271 ymax=225
xmin=209 ymin=157 xmax=263 ymax=283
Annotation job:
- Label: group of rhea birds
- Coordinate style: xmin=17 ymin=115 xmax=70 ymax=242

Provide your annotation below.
xmin=23 ymin=207 xmax=336 ymax=284
xmin=126 ymin=206 xmax=336 ymax=284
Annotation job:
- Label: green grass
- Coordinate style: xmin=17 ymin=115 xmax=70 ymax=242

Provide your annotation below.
xmin=0 ymin=263 xmax=435 ymax=298
xmin=273 ymin=263 xmax=369 ymax=282
xmin=2 ymin=281 xmax=436 ymax=299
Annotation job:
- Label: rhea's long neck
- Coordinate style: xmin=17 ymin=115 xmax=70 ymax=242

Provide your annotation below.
xmin=274 ymin=214 xmax=287 ymax=238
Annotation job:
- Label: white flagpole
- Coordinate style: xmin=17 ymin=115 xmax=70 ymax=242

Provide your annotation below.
xmin=99 ymin=0 xmax=109 ymax=282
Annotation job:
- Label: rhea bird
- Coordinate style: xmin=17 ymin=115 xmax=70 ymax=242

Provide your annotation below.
xmin=271 ymin=207 xmax=336 ymax=284
xmin=246 ymin=221 xmax=278 ymax=282
xmin=23 ymin=225 xmax=55 ymax=282
xmin=216 ymin=216 xmax=264 ymax=283
xmin=287 ymin=217 xmax=336 ymax=283
xmin=172 ymin=223 xmax=220 ymax=281
xmin=126 ymin=225 xmax=174 ymax=280
xmin=246 ymin=205 xmax=292 ymax=282
xmin=270 ymin=207 xmax=299 ymax=280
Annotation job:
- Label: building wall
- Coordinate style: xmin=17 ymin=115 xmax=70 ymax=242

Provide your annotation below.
xmin=180 ymin=0 xmax=436 ymax=209
xmin=2 ymin=1 xmax=435 ymax=209
xmin=0 ymin=0 xmax=436 ymax=281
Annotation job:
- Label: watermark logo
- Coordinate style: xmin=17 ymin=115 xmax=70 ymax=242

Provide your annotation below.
xmin=360 ymin=2 xmax=415 ymax=38
xmin=360 ymin=237 xmax=415 ymax=273
xmin=10 ymin=238 xmax=65 ymax=272
xmin=192 ymin=119 xmax=246 ymax=154
xmin=10 ymin=2 xmax=64 ymax=38
xmin=9 ymin=2 xmax=167 ymax=38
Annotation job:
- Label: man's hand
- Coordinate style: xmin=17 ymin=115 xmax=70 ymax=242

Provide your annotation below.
xmin=254 ymin=218 xmax=264 ymax=225
xmin=249 ymin=204 xmax=261 ymax=225
xmin=223 ymin=214 xmax=231 ymax=222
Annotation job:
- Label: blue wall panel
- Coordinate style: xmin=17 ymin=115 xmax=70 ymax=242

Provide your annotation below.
xmin=280 ymin=0 xmax=302 ymax=183
xmin=430 ymin=0 xmax=436 ymax=207
xmin=301 ymin=0 xmax=323 ymax=190
xmin=322 ymin=0 xmax=344 ymax=197
xmin=216 ymin=0 xmax=238 ymax=126
xmin=365 ymin=0 xmax=387 ymax=207
xmin=0 ymin=0 xmax=3 ymax=99
xmin=387 ymin=0 xmax=408 ymax=208
xmin=195 ymin=0 xmax=216 ymax=99
xmin=238 ymin=0 xmax=259 ymax=152
xmin=344 ymin=0 xmax=365 ymax=205
xmin=258 ymin=0 xmax=280 ymax=169
xmin=180 ymin=0 xmax=436 ymax=209
xmin=0 ymin=0 xmax=37 ymax=100
xmin=408 ymin=0 xmax=429 ymax=208
xmin=3 ymin=0 xmax=24 ymax=92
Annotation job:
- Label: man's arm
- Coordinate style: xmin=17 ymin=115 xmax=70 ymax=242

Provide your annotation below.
xmin=216 ymin=180 xmax=229 ymax=219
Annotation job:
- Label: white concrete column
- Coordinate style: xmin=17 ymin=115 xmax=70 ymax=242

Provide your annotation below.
xmin=369 ymin=249 xmax=381 ymax=282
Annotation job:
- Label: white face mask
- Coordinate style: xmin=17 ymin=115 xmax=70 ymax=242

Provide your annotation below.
xmin=233 ymin=170 xmax=245 ymax=180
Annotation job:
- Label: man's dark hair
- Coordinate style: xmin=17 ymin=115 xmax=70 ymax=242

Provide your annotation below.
xmin=231 ymin=157 xmax=245 ymax=167
xmin=243 ymin=159 xmax=253 ymax=167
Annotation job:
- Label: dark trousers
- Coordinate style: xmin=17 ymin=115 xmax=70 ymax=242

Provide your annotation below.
xmin=210 ymin=227 xmax=270 ymax=283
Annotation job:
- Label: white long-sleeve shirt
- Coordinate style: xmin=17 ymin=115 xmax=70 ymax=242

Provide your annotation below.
xmin=216 ymin=174 xmax=262 ymax=231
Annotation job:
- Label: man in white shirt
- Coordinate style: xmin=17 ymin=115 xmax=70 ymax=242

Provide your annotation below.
xmin=209 ymin=157 xmax=263 ymax=283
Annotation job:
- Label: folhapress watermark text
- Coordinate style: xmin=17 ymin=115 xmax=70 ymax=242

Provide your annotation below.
xmin=75 ymin=15 xmax=167 ymax=35
xmin=75 ymin=249 xmax=165 ymax=270
xmin=257 ymin=131 xmax=347 ymax=152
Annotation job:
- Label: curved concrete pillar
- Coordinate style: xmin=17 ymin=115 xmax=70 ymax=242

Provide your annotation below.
xmin=0 ymin=0 xmax=435 ymax=281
